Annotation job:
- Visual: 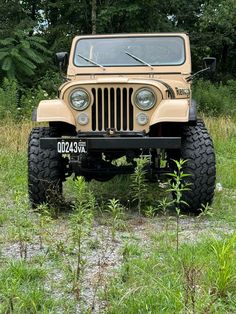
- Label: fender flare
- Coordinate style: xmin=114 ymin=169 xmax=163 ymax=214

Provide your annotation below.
xmin=150 ymin=99 xmax=190 ymax=125
xmin=189 ymin=99 xmax=197 ymax=121
xmin=33 ymin=99 xmax=76 ymax=126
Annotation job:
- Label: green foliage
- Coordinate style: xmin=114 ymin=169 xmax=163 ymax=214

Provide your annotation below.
xmin=0 ymin=116 xmax=236 ymax=312
xmin=107 ymin=198 xmax=126 ymax=240
xmin=0 ymin=79 xmax=19 ymax=119
xmin=198 ymin=203 xmax=214 ymax=219
xmin=0 ymin=78 xmax=55 ymax=120
xmin=0 ymin=0 xmax=31 ymax=38
xmin=198 ymin=0 xmax=236 ymax=76
xmin=10 ymin=191 xmax=35 ymax=260
xmin=107 ymin=198 xmax=125 ymax=221
xmin=130 ymin=157 xmax=148 ymax=213
xmin=69 ymin=177 xmax=95 ymax=294
xmin=168 ymin=159 xmax=191 ymax=253
xmin=193 ymin=80 xmax=236 ymax=116
xmin=105 ymin=237 xmax=236 ymax=313
xmin=0 ymin=260 xmax=55 ymax=313
xmin=210 ymin=233 xmax=236 ymax=296
xmin=37 ymin=70 xmax=62 ymax=95
xmin=168 ymin=159 xmax=191 ymax=209
xmin=0 ymin=30 xmax=50 ymax=83
xmin=1 ymin=0 xmax=236 ymax=87
xmin=143 ymin=205 xmax=158 ymax=218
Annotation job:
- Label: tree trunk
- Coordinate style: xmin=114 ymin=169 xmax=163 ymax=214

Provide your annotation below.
xmin=91 ymin=0 xmax=97 ymax=34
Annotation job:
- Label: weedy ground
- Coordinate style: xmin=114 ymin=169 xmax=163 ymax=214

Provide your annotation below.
xmin=0 ymin=116 xmax=236 ymax=313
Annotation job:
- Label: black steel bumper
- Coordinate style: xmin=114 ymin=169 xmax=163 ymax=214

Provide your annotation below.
xmin=40 ymin=137 xmax=181 ymax=150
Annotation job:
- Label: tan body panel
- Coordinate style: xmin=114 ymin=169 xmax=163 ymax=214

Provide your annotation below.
xmin=150 ymin=99 xmax=189 ymax=125
xmin=37 ymin=79 xmax=190 ymax=131
xmin=37 ymin=99 xmax=76 ymax=126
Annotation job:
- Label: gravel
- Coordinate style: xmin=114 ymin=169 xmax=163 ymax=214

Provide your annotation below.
xmin=0 ymin=212 xmax=234 ymax=313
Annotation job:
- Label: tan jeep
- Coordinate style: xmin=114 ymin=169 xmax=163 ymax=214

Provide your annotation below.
xmin=28 ymin=33 xmax=216 ymax=212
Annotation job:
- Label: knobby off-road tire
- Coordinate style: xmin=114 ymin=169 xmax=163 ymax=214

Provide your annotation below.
xmin=28 ymin=127 xmax=64 ymax=208
xmin=169 ymin=120 xmax=216 ymax=212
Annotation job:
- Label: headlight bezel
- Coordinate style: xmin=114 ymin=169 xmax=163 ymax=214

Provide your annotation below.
xmin=134 ymin=88 xmax=157 ymax=111
xmin=69 ymin=88 xmax=91 ymax=111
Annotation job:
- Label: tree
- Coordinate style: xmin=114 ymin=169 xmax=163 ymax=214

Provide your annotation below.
xmin=198 ymin=0 xmax=236 ymax=78
xmin=91 ymin=0 xmax=97 ymax=34
xmin=0 ymin=0 xmax=29 ymax=38
xmin=0 ymin=30 xmax=50 ymax=82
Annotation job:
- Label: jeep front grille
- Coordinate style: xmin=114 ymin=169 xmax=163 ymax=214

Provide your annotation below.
xmin=91 ymin=87 xmax=134 ymax=131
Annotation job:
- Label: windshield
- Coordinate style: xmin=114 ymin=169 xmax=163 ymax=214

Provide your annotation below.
xmin=74 ymin=36 xmax=185 ymax=67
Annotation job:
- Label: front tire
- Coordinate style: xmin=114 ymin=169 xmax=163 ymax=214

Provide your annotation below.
xmin=28 ymin=127 xmax=64 ymax=208
xmin=169 ymin=120 xmax=216 ymax=212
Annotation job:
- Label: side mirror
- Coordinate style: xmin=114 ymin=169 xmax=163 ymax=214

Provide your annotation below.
xmin=203 ymin=57 xmax=216 ymax=72
xmin=55 ymin=52 xmax=69 ymax=70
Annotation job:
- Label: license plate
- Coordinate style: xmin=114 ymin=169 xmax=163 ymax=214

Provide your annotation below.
xmin=57 ymin=140 xmax=87 ymax=154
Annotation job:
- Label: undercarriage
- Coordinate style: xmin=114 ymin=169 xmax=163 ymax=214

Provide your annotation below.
xmin=40 ymin=132 xmax=181 ymax=182
xmin=68 ymin=150 xmax=172 ymax=182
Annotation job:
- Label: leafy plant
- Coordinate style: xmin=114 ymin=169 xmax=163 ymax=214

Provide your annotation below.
xmin=131 ymin=157 xmax=148 ymax=213
xmin=198 ymin=203 xmax=214 ymax=219
xmin=106 ymin=198 xmax=126 ymax=240
xmin=168 ymin=159 xmax=191 ymax=253
xmin=69 ymin=177 xmax=95 ymax=298
xmin=0 ymin=29 xmax=50 ymax=82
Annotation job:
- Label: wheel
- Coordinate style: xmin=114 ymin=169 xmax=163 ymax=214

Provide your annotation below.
xmin=168 ymin=120 xmax=216 ymax=212
xmin=28 ymin=127 xmax=64 ymax=208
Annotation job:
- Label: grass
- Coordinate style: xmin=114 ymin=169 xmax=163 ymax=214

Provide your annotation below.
xmin=105 ymin=235 xmax=236 ymax=313
xmin=0 ymin=260 xmax=56 ymax=313
xmin=0 ymin=116 xmax=235 ymax=312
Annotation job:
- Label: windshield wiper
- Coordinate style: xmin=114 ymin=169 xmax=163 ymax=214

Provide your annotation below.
xmin=125 ymin=51 xmax=153 ymax=69
xmin=77 ymin=53 xmax=105 ymax=69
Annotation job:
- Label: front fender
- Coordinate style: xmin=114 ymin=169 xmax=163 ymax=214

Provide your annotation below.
xmin=150 ymin=99 xmax=190 ymax=125
xmin=35 ymin=99 xmax=76 ymax=126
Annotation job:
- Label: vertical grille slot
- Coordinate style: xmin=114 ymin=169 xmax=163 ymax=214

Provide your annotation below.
xmin=98 ymin=88 xmax=102 ymax=131
xmin=104 ymin=88 xmax=109 ymax=130
xmin=116 ymin=88 xmax=121 ymax=130
xmin=129 ymin=88 xmax=133 ymax=130
xmin=92 ymin=88 xmax=96 ymax=130
xmin=92 ymin=87 xmax=133 ymax=131
xmin=123 ymin=88 xmax=127 ymax=130
xmin=110 ymin=88 xmax=115 ymax=128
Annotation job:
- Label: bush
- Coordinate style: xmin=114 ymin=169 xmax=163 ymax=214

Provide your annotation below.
xmin=193 ymin=80 xmax=236 ymax=116
xmin=0 ymin=77 xmax=59 ymax=120
xmin=0 ymin=79 xmax=19 ymax=119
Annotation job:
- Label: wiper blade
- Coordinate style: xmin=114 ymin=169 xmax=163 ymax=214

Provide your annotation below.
xmin=78 ymin=53 xmax=105 ymax=69
xmin=125 ymin=51 xmax=153 ymax=69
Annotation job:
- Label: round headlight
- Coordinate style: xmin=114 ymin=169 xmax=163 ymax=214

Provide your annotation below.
xmin=70 ymin=89 xmax=90 ymax=111
xmin=135 ymin=88 xmax=156 ymax=110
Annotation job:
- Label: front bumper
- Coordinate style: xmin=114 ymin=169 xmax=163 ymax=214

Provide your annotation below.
xmin=40 ymin=136 xmax=181 ymax=150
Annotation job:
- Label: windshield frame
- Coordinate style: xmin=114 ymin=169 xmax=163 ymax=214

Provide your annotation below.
xmin=73 ymin=35 xmax=186 ymax=68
